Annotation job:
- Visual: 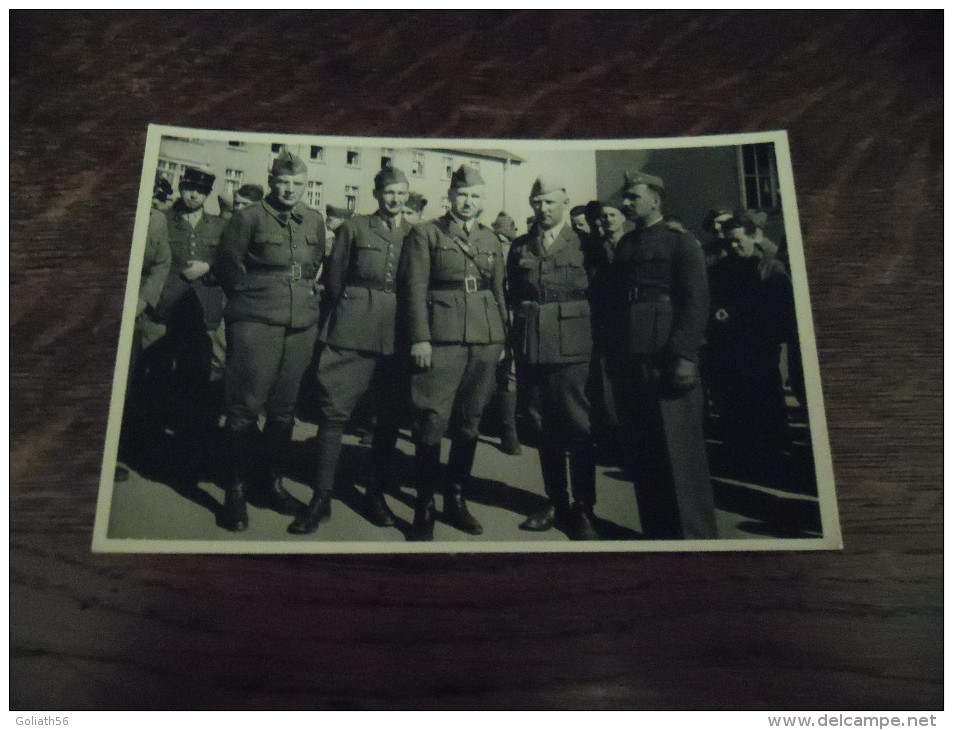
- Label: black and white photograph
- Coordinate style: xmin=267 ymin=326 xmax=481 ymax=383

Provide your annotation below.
xmin=92 ymin=125 xmax=840 ymax=553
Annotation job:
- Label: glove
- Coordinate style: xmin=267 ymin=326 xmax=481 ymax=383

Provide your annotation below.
xmin=668 ymin=357 xmax=698 ymax=393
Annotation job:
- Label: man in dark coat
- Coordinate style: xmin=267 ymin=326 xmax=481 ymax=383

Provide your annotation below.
xmin=212 ymin=150 xmax=326 ymax=531
xmin=156 ymin=166 xmax=227 ymax=438
xmin=599 ymin=171 xmax=718 ymax=540
xmin=398 ymin=164 xmax=507 ymax=541
xmin=288 ymin=165 xmax=412 ymax=534
xmin=507 ymin=178 xmax=599 ymax=540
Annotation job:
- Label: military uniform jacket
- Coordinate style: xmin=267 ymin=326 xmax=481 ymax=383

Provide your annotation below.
xmin=320 ymin=211 xmax=410 ymax=355
xmin=399 ymin=213 xmax=507 ymax=346
xmin=213 ymin=197 xmax=326 ymax=329
xmin=605 ymin=220 xmax=709 ymax=362
xmin=140 ymin=210 xmax=172 ymax=313
xmin=507 ymin=223 xmax=592 ymax=365
xmin=157 ymin=201 xmax=227 ymax=328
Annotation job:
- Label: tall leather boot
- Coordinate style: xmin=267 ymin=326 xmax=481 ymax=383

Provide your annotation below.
xmin=263 ymin=420 xmax=301 ymax=516
xmin=222 ymin=426 xmax=256 ymax=532
xmin=499 ymin=391 xmax=522 ymax=455
xmin=287 ymin=422 xmax=340 ymax=535
xmin=408 ymin=443 xmax=440 ymax=542
xmin=567 ymin=440 xmax=600 ymax=541
xmin=366 ymin=421 xmax=398 ymax=527
xmin=520 ymin=441 xmax=570 ymax=531
xmin=443 ymin=437 xmax=483 ymax=535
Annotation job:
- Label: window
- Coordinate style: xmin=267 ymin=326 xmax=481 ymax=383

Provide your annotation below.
xmin=739 ymin=143 xmax=781 ymax=210
xmin=224 ymin=168 xmax=244 ymax=198
xmin=271 ymin=143 xmax=285 ymax=155
xmin=381 ymin=148 xmax=394 ymax=169
xmin=345 ymin=185 xmax=359 ymax=211
xmin=443 ymin=156 xmax=453 ymax=180
xmin=228 ymin=141 xmax=246 ymax=150
xmin=306 ymin=181 xmax=323 ymax=209
xmin=411 ymin=152 xmax=425 ymax=176
xmin=346 ymin=148 xmax=360 ymax=167
xmin=310 ymin=146 xmax=325 ymax=162
xmin=157 ymin=159 xmax=182 ymax=188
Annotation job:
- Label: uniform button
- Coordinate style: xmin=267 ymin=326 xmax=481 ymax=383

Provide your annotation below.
xmin=292 ymin=244 xmax=297 ymax=249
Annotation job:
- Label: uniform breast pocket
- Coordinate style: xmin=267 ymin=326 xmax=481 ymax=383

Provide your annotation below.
xmin=252 ymin=234 xmax=286 ymax=258
xmin=558 ymin=300 xmax=592 ymax=356
xmin=434 ymin=244 xmax=463 ymax=278
xmin=353 ymin=243 xmax=384 ymax=279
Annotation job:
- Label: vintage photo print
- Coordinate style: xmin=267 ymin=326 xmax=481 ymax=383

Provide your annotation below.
xmin=92 ymin=125 xmax=841 ymax=553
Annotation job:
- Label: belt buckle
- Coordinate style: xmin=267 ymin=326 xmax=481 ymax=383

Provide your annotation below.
xmin=464 ymin=275 xmax=478 ymax=294
xmin=290 ymin=263 xmax=302 ymax=281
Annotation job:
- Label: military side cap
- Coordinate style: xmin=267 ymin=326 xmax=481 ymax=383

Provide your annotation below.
xmin=744 ymin=208 xmax=769 ymax=230
xmin=235 ymin=184 xmax=264 ymax=202
xmin=154 ymin=172 xmax=174 ymax=201
xmin=406 ymin=192 xmax=428 ymax=213
xmin=623 ymin=170 xmax=665 ymax=192
xmin=492 ymin=211 xmax=518 ymax=241
xmin=375 ymin=165 xmax=409 ymax=189
xmin=326 ymin=204 xmax=353 ymax=219
xmin=181 ymin=166 xmax=216 ymax=190
xmin=271 ymin=149 xmax=308 ymax=176
xmin=530 ymin=176 xmax=566 ymax=197
xmin=450 ymin=164 xmax=485 ymax=188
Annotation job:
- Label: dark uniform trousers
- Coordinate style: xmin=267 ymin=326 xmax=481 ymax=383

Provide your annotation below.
xmin=157 ymin=203 xmax=227 ymax=435
xmin=401 ymin=214 xmax=508 ymax=448
xmin=311 ymin=213 xmax=412 ymax=502
xmin=599 ymin=220 xmax=717 ymax=540
xmin=508 ymin=225 xmax=596 ymax=510
xmin=213 ymin=198 xmax=326 ymax=436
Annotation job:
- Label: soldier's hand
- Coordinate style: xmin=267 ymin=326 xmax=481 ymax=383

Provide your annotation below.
xmin=411 ymin=341 xmax=433 ymax=369
xmin=181 ymin=259 xmax=211 ymax=282
xmin=669 ymin=357 xmax=698 ymax=392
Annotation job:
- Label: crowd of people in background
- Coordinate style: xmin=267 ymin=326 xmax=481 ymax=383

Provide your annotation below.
xmin=116 ymin=150 xmax=804 ymax=542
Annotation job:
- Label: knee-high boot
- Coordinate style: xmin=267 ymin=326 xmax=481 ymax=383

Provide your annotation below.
xmin=520 ymin=440 xmax=570 ymax=532
xmin=444 ymin=437 xmax=483 ymax=535
xmin=288 ymin=422 xmax=340 ymax=534
xmin=567 ymin=439 xmax=600 ymax=541
xmin=263 ymin=420 xmax=301 ymax=516
xmin=366 ymin=419 xmax=399 ymax=527
xmin=222 ymin=426 xmax=256 ymax=532
xmin=408 ymin=443 xmax=440 ymax=542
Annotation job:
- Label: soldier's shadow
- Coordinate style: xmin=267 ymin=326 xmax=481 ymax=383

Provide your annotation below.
xmin=122 ymin=430 xmax=225 ymax=522
xmin=711 ymin=479 xmax=823 ymax=538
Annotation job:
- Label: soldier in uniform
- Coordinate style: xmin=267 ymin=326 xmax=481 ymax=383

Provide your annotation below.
xmin=508 ymin=178 xmax=599 ymax=541
xmin=156 ymin=166 xmax=227 ymax=439
xmin=404 ymin=192 xmax=428 ymax=224
xmin=398 ymin=164 xmax=507 ymax=541
xmin=600 ymin=171 xmax=718 ymax=540
xmin=288 ymin=165 xmax=412 ymax=534
xmin=212 ymin=150 xmax=326 ymax=531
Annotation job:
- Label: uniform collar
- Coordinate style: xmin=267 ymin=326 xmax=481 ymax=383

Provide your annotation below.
xmin=262 ymin=197 xmax=305 ymax=225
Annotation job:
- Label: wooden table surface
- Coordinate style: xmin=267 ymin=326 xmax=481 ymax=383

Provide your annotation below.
xmin=10 ymin=10 xmax=943 ymax=710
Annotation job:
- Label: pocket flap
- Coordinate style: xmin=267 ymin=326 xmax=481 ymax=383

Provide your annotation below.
xmin=428 ymin=290 xmax=455 ymax=308
xmin=342 ymin=286 xmax=371 ymax=300
xmin=558 ymin=300 xmax=590 ymax=319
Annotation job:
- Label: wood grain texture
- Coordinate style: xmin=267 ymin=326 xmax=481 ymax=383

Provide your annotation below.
xmin=10 ymin=10 xmax=942 ymax=710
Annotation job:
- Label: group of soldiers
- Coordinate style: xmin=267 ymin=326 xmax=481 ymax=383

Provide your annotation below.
xmin=123 ymin=147 xmax=800 ymax=542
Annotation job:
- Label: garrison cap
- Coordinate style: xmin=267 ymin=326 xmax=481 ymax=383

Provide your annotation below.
xmin=181 ymin=166 xmax=216 ymax=191
xmin=270 ymin=149 xmax=308 ymax=176
xmin=530 ymin=176 xmax=567 ymax=197
xmin=491 ymin=211 xmax=518 ymax=241
xmin=326 ymin=204 xmax=353 ymax=219
xmin=405 ymin=192 xmax=428 ymax=214
xmin=154 ymin=173 xmax=174 ymax=201
xmin=235 ymin=184 xmax=264 ymax=202
xmin=742 ymin=208 xmax=768 ymax=230
xmin=702 ymin=208 xmax=734 ymax=234
xmin=623 ymin=170 xmax=665 ymax=192
xmin=450 ymin=164 xmax=485 ymax=189
xmin=375 ymin=164 xmax=409 ymax=189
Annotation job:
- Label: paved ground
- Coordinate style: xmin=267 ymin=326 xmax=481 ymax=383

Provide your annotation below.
xmin=105 ymin=413 xmax=823 ymax=548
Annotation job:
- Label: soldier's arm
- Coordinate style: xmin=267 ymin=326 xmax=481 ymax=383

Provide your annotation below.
xmin=668 ymin=232 xmax=709 ymax=362
xmin=139 ymin=213 xmax=171 ymax=312
xmin=212 ymin=208 xmax=254 ymax=294
xmin=323 ymin=218 xmax=354 ymax=305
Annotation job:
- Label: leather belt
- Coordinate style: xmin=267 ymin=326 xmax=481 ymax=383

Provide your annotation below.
xmin=245 ymin=262 xmax=316 ymax=281
xmin=430 ymin=276 xmax=488 ymax=293
xmin=534 ymin=288 xmax=588 ymax=303
xmin=624 ymin=287 xmax=670 ymax=303
xmin=348 ymin=277 xmax=396 ymax=293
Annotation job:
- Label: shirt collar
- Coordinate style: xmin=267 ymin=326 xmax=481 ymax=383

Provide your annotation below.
xmin=263 ymin=197 xmax=304 ymax=225
xmin=540 ymin=218 xmax=567 ymax=248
